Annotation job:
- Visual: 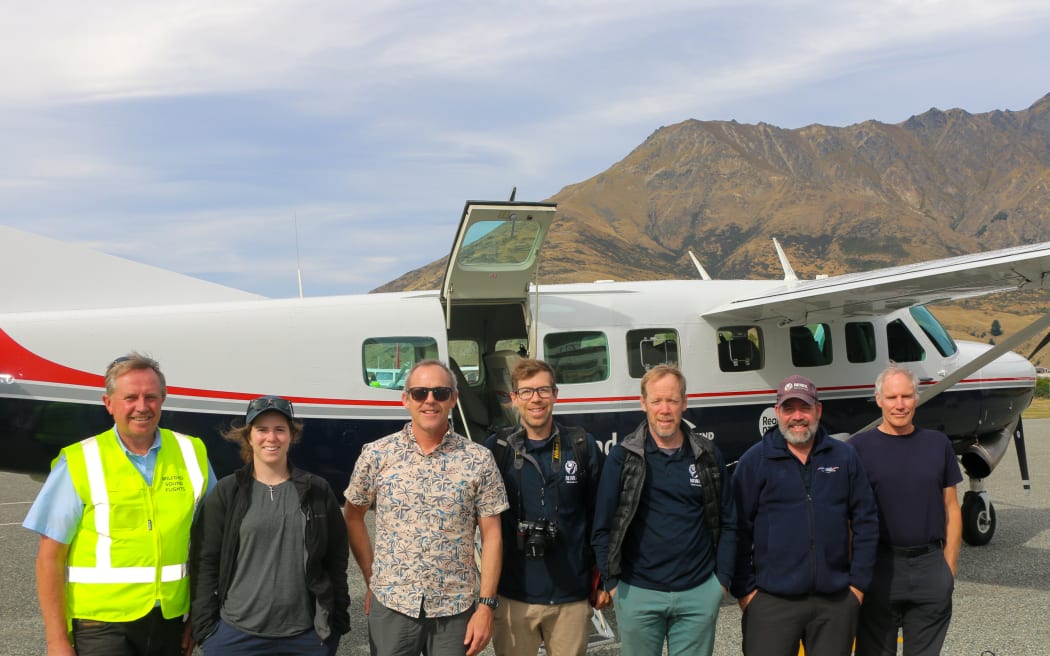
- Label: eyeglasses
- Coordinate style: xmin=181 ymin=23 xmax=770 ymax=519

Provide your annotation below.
xmin=513 ymin=386 xmax=556 ymax=401
xmin=406 ymin=386 xmax=454 ymax=402
xmin=248 ymin=396 xmax=294 ymax=417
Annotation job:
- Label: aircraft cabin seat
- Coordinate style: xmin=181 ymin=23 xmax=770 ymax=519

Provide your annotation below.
xmin=483 ymin=349 xmax=523 ymax=429
xmin=720 ymin=336 xmax=759 ymax=370
xmin=844 ymin=322 xmax=875 ymax=363
xmin=448 ymin=357 xmax=489 ymax=441
xmin=790 ymin=328 xmax=824 ymax=367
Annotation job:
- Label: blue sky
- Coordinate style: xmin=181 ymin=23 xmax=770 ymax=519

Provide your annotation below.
xmin=3 ymin=1 xmax=1049 ymax=298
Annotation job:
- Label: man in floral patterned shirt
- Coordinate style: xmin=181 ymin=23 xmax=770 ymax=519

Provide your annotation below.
xmin=344 ymin=359 xmax=509 ymax=656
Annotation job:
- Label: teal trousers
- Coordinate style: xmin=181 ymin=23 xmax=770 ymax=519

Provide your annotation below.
xmin=615 ymin=574 xmax=723 ymax=656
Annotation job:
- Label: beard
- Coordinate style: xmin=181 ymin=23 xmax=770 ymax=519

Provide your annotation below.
xmin=779 ymin=419 xmax=816 ymax=445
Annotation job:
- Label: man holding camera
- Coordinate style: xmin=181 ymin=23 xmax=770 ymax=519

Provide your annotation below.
xmin=485 ymin=359 xmax=606 ymax=656
xmin=591 ymin=365 xmax=736 ymax=656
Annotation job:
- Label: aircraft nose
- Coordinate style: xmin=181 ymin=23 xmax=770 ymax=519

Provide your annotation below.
xmin=961 ymin=341 xmax=1036 ymax=381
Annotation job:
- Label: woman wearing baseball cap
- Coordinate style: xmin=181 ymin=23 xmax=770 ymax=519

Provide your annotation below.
xmin=190 ymin=396 xmax=350 ymax=655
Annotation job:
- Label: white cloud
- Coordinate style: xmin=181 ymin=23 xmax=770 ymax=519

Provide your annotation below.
xmin=1 ymin=0 xmax=1049 ymax=296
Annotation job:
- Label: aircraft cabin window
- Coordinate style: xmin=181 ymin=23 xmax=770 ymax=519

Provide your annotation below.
xmin=459 ymin=218 xmax=544 ymax=269
xmin=910 ymin=306 xmax=958 ymax=357
xmin=790 ymin=324 xmax=833 ymax=367
xmin=627 ymin=329 xmax=680 ymax=378
xmin=717 ymin=326 xmax=764 ymax=372
xmin=886 ymin=319 xmax=926 ymax=362
xmin=449 ymin=339 xmax=482 ymax=385
xmin=845 ymin=322 xmax=877 ymax=363
xmin=544 ymin=331 xmax=610 ymax=384
xmin=362 ymin=336 xmax=439 ymax=389
xmin=494 ymin=338 xmax=529 ymax=357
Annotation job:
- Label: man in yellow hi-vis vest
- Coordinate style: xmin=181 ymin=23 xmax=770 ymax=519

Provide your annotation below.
xmin=23 ymin=352 xmax=215 ymax=656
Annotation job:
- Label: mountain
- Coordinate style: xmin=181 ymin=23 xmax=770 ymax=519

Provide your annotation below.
xmin=379 ymin=93 xmax=1050 ymax=291
xmin=375 ymin=94 xmax=1050 ymax=362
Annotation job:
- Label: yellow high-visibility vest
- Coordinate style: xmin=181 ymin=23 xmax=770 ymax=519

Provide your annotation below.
xmin=63 ymin=428 xmax=208 ymax=621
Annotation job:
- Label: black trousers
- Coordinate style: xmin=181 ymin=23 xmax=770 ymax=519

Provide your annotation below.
xmin=741 ymin=588 xmax=860 ymax=656
xmin=72 ymin=607 xmax=184 ymax=656
xmin=855 ymin=547 xmax=954 ymax=656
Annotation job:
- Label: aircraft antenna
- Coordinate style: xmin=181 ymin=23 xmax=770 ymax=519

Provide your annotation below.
xmin=295 ymin=214 xmax=304 ymax=299
xmin=509 ymin=187 xmax=517 ymax=201
xmin=687 ymin=250 xmax=713 ymax=280
xmin=772 ymin=238 xmax=798 ymax=282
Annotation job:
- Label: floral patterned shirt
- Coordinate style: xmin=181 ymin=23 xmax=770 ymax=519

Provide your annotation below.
xmin=345 ymin=424 xmax=509 ymax=618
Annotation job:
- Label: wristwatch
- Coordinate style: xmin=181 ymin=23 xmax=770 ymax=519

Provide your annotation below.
xmin=478 ymin=596 xmax=500 ymax=609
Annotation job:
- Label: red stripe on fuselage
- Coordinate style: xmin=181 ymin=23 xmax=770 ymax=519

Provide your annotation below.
xmin=3 ymin=328 xmax=1031 ymax=409
xmin=0 ymin=327 xmax=102 ymax=387
xmin=0 ymin=327 xmax=404 ymax=408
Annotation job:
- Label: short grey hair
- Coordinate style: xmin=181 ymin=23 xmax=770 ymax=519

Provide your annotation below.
xmin=104 ymin=352 xmax=167 ymax=398
xmin=874 ymin=363 xmax=919 ymax=399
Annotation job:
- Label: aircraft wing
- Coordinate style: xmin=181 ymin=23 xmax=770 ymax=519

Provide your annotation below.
xmin=0 ymin=226 xmax=264 ymax=312
xmin=703 ymin=241 xmax=1050 ymax=325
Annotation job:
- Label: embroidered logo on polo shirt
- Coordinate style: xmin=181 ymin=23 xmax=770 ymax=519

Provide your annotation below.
xmin=688 ymin=464 xmax=701 ymax=488
xmin=817 ymin=466 xmax=840 ymax=474
xmin=564 ymin=460 xmax=579 ymax=484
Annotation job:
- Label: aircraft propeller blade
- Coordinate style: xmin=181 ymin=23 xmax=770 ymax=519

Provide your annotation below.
xmin=1026 ymin=328 xmax=1050 ymax=361
xmin=1014 ymin=417 xmax=1032 ymax=493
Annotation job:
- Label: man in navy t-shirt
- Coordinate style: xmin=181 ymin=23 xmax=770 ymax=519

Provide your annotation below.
xmin=850 ymin=364 xmax=963 ymax=656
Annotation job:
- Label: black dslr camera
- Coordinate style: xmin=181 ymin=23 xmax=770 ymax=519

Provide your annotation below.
xmin=516 ymin=518 xmax=558 ymax=559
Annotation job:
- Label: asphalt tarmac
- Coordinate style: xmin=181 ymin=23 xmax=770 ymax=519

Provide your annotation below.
xmin=3 ymin=421 xmax=1049 ymax=656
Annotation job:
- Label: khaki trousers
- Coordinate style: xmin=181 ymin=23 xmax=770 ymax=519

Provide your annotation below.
xmin=492 ymin=596 xmax=591 ymax=656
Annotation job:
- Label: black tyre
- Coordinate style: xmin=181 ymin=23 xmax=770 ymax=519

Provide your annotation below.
xmin=961 ymin=492 xmax=996 ymax=546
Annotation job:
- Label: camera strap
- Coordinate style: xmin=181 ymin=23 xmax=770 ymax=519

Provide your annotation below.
xmin=513 ymin=434 xmax=561 ymax=522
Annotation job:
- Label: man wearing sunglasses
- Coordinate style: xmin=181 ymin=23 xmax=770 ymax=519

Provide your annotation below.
xmin=23 ymin=352 xmax=216 ymax=656
xmin=483 ymin=358 xmax=605 ymax=656
xmin=344 ymin=359 xmax=509 ymax=656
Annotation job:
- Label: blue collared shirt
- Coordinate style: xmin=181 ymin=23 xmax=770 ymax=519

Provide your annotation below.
xmin=22 ymin=427 xmax=216 ymax=544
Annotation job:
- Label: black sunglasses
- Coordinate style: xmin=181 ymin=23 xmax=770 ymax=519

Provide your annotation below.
xmin=406 ymin=386 xmax=454 ymax=402
xmin=248 ymin=396 xmax=294 ymax=416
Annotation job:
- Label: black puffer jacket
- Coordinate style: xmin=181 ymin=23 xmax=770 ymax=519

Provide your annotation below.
xmin=604 ymin=421 xmax=726 ymax=579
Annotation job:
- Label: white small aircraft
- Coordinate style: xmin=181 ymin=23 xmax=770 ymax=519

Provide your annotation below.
xmin=3 ymin=200 xmax=1048 ymax=548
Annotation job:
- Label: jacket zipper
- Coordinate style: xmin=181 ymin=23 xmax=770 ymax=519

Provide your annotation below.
xmin=797 ymin=461 xmax=816 ymax=589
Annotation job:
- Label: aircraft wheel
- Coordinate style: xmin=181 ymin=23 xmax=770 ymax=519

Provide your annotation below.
xmin=961 ymin=492 xmax=996 ymax=546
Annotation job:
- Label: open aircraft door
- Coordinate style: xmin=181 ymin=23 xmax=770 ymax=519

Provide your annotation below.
xmin=441 ymin=200 xmax=557 ymax=347
xmin=440 ymin=200 xmax=557 ymax=440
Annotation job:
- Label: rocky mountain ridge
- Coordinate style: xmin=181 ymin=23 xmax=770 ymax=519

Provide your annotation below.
xmin=377 ymin=93 xmax=1050 ymax=362
xmin=381 ymin=93 xmax=1050 ymax=290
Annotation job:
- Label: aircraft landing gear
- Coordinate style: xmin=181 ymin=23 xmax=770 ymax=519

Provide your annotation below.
xmin=961 ymin=489 xmax=996 ymax=546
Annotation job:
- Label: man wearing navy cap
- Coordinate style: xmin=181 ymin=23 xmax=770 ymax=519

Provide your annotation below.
xmin=731 ymin=375 xmax=879 ymax=656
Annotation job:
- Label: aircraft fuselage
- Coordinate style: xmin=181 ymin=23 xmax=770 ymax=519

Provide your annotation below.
xmin=0 ymin=280 xmax=1035 ymax=499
